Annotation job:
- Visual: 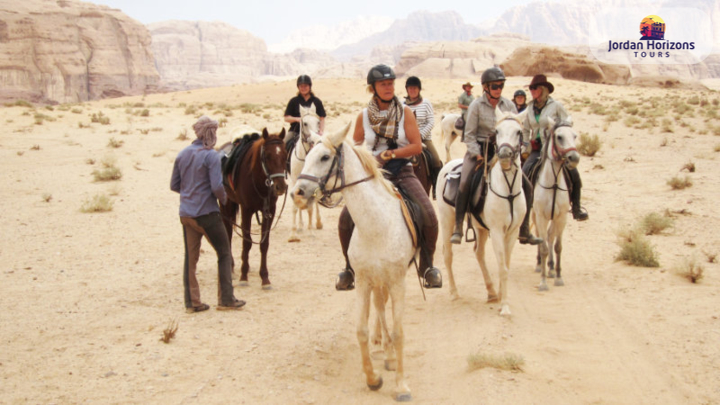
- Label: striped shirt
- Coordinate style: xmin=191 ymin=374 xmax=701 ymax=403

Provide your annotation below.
xmin=404 ymin=99 xmax=435 ymax=141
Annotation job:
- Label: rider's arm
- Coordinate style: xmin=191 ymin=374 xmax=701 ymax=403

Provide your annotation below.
xmin=284 ymin=115 xmax=301 ymax=124
xmin=391 ymin=106 xmax=422 ymax=159
xmin=418 ymin=101 xmax=434 ymax=140
xmin=319 ymin=117 xmax=325 ymax=135
xmin=283 ymin=98 xmax=300 ymax=124
xmin=352 ymin=113 xmax=364 ymax=146
xmin=463 ymin=100 xmax=481 ymax=156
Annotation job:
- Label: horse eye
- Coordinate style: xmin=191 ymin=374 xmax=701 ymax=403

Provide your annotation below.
xmin=321 ymin=155 xmax=330 ymax=162
xmin=557 ymin=135 xmax=563 ymax=142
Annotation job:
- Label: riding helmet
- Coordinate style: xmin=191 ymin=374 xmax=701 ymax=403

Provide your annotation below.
xmin=481 ymin=66 xmax=506 ymax=84
xmin=405 ymin=76 xmax=422 ymax=90
xmin=297 ymin=74 xmax=312 ymax=87
xmin=367 ymin=65 xmax=396 ymax=85
xmin=514 ymin=89 xmax=526 ymax=98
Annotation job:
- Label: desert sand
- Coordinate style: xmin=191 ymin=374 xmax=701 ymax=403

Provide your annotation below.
xmin=1 ymin=77 xmax=719 ymax=404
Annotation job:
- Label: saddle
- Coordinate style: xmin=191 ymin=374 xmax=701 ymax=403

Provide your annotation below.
xmin=526 ymin=159 xmax=574 ymax=203
xmin=285 ymin=133 xmax=299 ymax=173
xmin=442 ymin=162 xmax=489 ymax=228
xmin=222 ymin=133 xmax=260 ymax=191
xmin=395 ymin=187 xmax=420 ymax=250
xmin=409 ymin=147 xmax=433 ymax=175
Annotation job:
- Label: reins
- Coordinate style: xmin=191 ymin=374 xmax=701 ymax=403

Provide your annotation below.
xmin=537 ymin=124 xmax=573 ymax=220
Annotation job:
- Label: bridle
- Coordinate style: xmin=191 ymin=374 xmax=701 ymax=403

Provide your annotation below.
xmin=297 ymin=143 xmax=374 ymax=208
xmin=537 ymin=122 xmax=576 ymax=220
xmin=487 ymin=118 xmax=524 ymax=224
xmin=259 ymin=138 xmax=287 ymax=187
xmin=295 ymin=112 xmax=320 ymax=161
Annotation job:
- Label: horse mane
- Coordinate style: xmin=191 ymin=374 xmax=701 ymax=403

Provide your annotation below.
xmin=248 ymin=137 xmax=266 ymax=171
xmin=321 ymin=137 xmax=395 ymax=197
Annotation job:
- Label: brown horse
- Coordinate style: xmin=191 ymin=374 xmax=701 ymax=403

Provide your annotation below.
xmin=220 ymin=128 xmax=288 ymax=289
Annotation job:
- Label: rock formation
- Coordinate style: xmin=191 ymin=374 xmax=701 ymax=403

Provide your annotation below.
xmin=0 ymin=0 xmax=159 ymax=104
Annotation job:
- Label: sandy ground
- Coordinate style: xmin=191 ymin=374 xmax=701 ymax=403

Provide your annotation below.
xmin=1 ymin=77 xmax=720 ymax=404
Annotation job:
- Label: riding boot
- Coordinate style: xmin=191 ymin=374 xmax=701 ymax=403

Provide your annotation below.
xmin=519 ymin=175 xmax=543 ymax=245
xmin=568 ymin=168 xmax=588 ymax=221
xmin=336 ymin=207 xmax=355 ymax=291
xmin=430 ymin=166 xmax=440 ymax=200
xmin=451 ymin=186 xmax=470 ymax=244
xmin=418 ymin=222 xmax=442 ymax=289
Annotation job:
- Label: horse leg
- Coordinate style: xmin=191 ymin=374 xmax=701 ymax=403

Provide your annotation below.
xmin=219 ymin=202 xmax=238 ymax=272
xmin=473 ymin=228 xmax=497 ymax=303
xmin=488 ymin=230 xmax=510 ymax=316
xmin=356 ymin=281 xmax=382 ymax=391
xmin=441 ymin=208 xmax=459 ymax=299
xmin=306 ymin=204 xmax=313 ymax=231
xmin=554 ymin=222 xmax=566 ymax=287
xmin=532 ymin=210 xmax=542 ymax=273
xmin=259 ymin=212 xmax=272 ymax=289
xmin=239 ymin=208 xmax=253 ymax=286
xmin=388 ymin=282 xmax=411 ymax=402
xmin=547 ymin=222 xmax=556 ymax=279
xmin=535 ymin=215 xmax=550 ymax=291
xmin=444 ymin=133 xmax=453 ymax=164
xmin=372 ymin=287 xmax=396 ymax=371
xmin=372 ymin=288 xmax=389 ymax=346
xmin=314 ymin=200 xmax=323 ymax=230
xmin=288 ymin=203 xmax=300 ymax=243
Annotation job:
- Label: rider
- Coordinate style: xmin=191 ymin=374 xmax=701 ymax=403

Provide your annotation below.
xmin=403 ymin=76 xmax=442 ymax=199
xmin=283 ymin=74 xmax=326 ymax=150
xmin=335 ymin=65 xmax=442 ymax=291
xmin=520 ymin=74 xmax=588 ymax=236
xmin=513 ymin=89 xmax=527 ymax=113
xmin=458 ymin=81 xmax=474 ymax=127
xmin=450 ymin=66 xmax=542 ymax=245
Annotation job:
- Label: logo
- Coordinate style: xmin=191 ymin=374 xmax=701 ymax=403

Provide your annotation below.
xmin=640 ymin=15 xmax=665 ymax=40
xmin=588 ymin=7 xmax=712 ymax=65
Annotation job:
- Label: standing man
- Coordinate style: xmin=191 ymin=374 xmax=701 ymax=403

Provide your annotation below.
xmin=171 ymin=116 xmax=246 ymax=313
xmin=457 ymin=81 xmax=474 ymax=129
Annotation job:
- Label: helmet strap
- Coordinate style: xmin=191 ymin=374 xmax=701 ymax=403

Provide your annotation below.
xmin=484 ymin=88 xmax=500 ymax=100
xmin=373 ymin=88 xmax=393 ymax=104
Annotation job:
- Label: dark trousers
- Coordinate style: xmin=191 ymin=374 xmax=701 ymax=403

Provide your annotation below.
xmin=181 ymin=212 xmax=235 ymax=308
xmin=338 ymin=165 xmax=438 ymax=274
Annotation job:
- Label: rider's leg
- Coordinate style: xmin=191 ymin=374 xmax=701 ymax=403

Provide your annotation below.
xmin=396 ymin=166 xmax=441 ymax=289
xmin=423 ymin=139 xmax=443 ymax=200
xmin=336 ymin=207 xmax=356 ymax=291
xmin=451 ymin=152 xmax=478 ymax=244
xmin=568 ymin=168 xmax=588 ymax=221
xmin=519 ymin=151 xmax=543 ymax=245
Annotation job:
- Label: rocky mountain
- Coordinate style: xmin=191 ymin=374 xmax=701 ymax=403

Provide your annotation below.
xmin=0 ymin=0 xmax=159 ymax=104
xmin=269 ymin=15 xmax=393 ymax=54
xmin=331 ymin=11 xmax=483 ymax=61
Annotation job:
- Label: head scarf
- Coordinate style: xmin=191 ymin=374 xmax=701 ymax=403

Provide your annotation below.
xmin=193 ymin=115 xmax=218 ymax=149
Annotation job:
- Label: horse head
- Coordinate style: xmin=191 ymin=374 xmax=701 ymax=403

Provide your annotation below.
xmin=494 ymin=109 xmax=527 ymax=171
xmin=261 ymin=128 xmax=288 ymax=196
xmin=299 ymin=104 xmax=320 ymax=137
xmin=546 ymin=117 xmax=580 ymax=169
xmin=291 ymin=121 xmax=352 ymax=209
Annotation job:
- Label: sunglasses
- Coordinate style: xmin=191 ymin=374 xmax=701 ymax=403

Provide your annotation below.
xmin=489 ymin=83 xmax=504 ymax=90
xmin=529 ymin=85 xmax=539 ymax=90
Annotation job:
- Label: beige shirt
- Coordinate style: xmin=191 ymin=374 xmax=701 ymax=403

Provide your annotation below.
xmin=463 ymin=93 xmax=517 ymax=156
xmin=521 ymin=97 xmax=570 ymax=145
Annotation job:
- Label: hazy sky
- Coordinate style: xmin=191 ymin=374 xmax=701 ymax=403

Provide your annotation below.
xmin=91 ymin=0 xmax=549 ymax=44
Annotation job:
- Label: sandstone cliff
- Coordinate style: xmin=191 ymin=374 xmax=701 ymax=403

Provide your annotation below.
xmin=0 ymin=0 xmax=159 ymax=104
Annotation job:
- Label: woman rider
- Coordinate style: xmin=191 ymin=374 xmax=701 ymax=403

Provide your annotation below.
xmin=451 ymin=66 xmax=542 ymax=245
xmin=335 ymin=65 xmax=442 ymax=291
xmin=513 ymin=89 xmax=527 ymax=113
xmin=283 ymin=75 xmax=326 ymax=152
xmin=403 ymin=76 xmax=442 ymax=199
xmin=519 ymin=74 xmax=588 ymax=240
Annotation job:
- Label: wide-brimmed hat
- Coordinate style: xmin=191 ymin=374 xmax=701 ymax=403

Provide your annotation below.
xmin=462 ymin=81 xmax=474 ymax=89
xmin=529 ymin=75 xmax=554 ymax=94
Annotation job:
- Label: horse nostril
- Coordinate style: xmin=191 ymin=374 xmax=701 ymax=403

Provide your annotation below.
xmin=297 ymin=188 xmax=305 ymax=197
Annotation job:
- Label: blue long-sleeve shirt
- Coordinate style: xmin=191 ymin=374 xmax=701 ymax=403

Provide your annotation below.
xmin=171 ymin=139 xmax=227 ymax=217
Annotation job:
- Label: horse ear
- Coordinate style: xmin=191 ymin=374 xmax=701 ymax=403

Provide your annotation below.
xmin=262 ymin=128 xmax=269 ymax=139
xmin=279 ymin=128 xmax=286 ymax=140
xmin=309 ymin=103 xmax=316 ymax=114
xmin=517 ymin=108 xmax=529 ymax=123
xmin=328 ymin=121 xmax=352 ymax=147
xmin=299 ymin=105 xmax=308 ymax=115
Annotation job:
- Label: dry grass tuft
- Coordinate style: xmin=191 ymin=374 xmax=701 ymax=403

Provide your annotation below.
xmin=30 ymin=144 xmax=41 ymax=151
xmin=640 ymin=212 xmax=673 ymax=235
xmin=160 ymin=319 xmax=179 ymax=344
xmin=107 ymin=137 xmax=124 ymax=148
xmin=615 ymin=227 xmax=660 ymax=267
xmin=176 ymin=129 xmax=189 ymax=140
xmin=681 ymin=162 xmax=696 ymax=173
xmin=577 ymin=132 xmax=602 ymax=157
xmin=674 ymin=257 xmax=704 ymax=284
xmin=80 ymin=193 xmax=114 ymax=213
xmin=666 ymin=175 xmax=692 ymax=190
xmin=467 ymin=352 xmax=524 ymax=372
xmin=703 ymin=251 xmax=717 ymax=263
xmin=42 ymin=193 xmax=52 ymax=203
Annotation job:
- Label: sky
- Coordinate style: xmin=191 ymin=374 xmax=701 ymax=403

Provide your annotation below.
xmin=90 ymin=0 xmax=548 ymax=44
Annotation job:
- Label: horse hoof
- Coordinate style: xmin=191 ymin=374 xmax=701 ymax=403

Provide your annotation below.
xmin=537 ymin=284 xmax=549 ymax=292
xmin=385 ymin=359 xmax=397 ymax=371
xmin=554 ymin=278 xmax=565 ymax=287
xmin=395 ymin=393 xmax=412 ymax=402
xmin=487 ymin=295 xmax=499 ymax=303
xmin=500 ymin=305 xmax=511 ymax=316
xmin=534 ymin=267 xmax=541 ymax=273
xmin=368 ymin=376 xmax=383 ymax=391
xmin=288 ymin=237 xmax=300 ymax=243
xmin=316 ymin=223 xmax=323 ymax=230
xmin=238 ymin=281 xmax=249 ymax=287
xmin=261 ymin=284 xmax=273 ymax=291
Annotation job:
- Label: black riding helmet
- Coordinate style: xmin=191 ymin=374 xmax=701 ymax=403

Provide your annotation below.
xmin=405 ymin=76 xmax=421 ymax=90
xmin=481 ymin=66 xmax=506 ymax=85
xmin=514 ymin=89 xmax=526 ymax=98
xmin=297 ymin=74 xmax=312 ymax=87
xmin=367 ymin=64 xmax=396 ymax=85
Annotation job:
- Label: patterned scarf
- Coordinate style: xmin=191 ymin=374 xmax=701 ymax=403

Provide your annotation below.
xmin=404 ymin=95 xmax=423 ymax=106
xmin=193 ymin=115 xmax=218 ymax=149
xmin=367 ymin=96 xmax=403 ymax=145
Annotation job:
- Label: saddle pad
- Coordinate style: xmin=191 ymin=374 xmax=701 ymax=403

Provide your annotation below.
xmin=441 ymin=163 xmax=464 ymax=206
xmin=223 ymin=133 xmax=260 ymax=191
xmin=395 ymin=190 xmax=418 ymax=249
xmin=442 ymin=163 xmax=488 ymax=228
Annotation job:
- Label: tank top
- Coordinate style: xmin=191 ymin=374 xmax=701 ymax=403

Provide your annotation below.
xmin=362 ymin=108 xmax=408 ymax=157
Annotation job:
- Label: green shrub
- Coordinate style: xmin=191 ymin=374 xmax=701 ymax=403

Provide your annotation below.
xmin=615 ymin=228 xmax=660 ymax=267
xmin=667 ymin=175 xmax=692 ymax=190
xmin=640 ymin=212 xmax=673 ymax=235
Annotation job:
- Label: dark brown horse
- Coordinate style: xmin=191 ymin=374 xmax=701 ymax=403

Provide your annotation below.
xmin=220 ymin=128 xmax=288 ymax=289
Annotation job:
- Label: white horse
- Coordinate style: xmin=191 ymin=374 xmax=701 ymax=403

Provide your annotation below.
xmin=439 ymin=113 xmax=463 ymax=163
xmin=288 ymin=104 xmax=323 ymax=242
xmin=437 ymin=109 xmax=528 ymax=316
xmin=532 ymin=118 xmax=580 ymax=291
xmin=291 ymin=122 xmax=414 ymax=401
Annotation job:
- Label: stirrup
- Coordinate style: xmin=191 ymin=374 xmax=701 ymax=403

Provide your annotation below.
xmin=335 ymin=268 xmax=355 ymax=291
xmin=422 ymin=267 xmax=442 ymax=289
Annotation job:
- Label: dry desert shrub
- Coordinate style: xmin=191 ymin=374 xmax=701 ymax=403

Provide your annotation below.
xmin=42 ymin=193 xmax=52 ymax=203
xmin=176 ymin=129 xmax=189 ymax=140
xmin=681 ymin=161 xmax=696 ymax=173
xmin=86 ymin=158 xmax=96 ymax=165
xmin=577 ymin=132 xmax=602 ymax=156
xmin=661 ymin=118 xmax=674 ymax=133
xmin=91 ymin=111 xmax=110 ymax=125
xmin=80 ymin=193 xmax=114 ymax=213
xmin=184 ymin=105 xmax=198 ymax=115
xmin=703 ymin=251 xmax=717 ymax=263
xmin=160 ymin=319 xmax=179 ymax=344
xmin=666 ymin=175 xmax=692 ymax=190
xmin=107 ymin=137 xmax=124 ymax=148
xmin=5 ymin=99 xmax=33 ymax=108
xmin=674 ymin=257 xmax=704 ymax=283
xmin=16 ymin=151 xmax=24 ymax=156
xmin=467 ymin=352 xmax=524 ymax=372
xmin=640 ymin=212 xmax=673 ymax=235
xmin=686 ymin=95 xmax=700 ymax=105
xmin=615 ymin=227 xmax=660 ymax=267
xmin=92 ymin=156 xmax=122 ymax=182
xmin=140 ymin=109 xmax=150 ymax=117
xmin=30 ymin=144 xmax=41 ymax=150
